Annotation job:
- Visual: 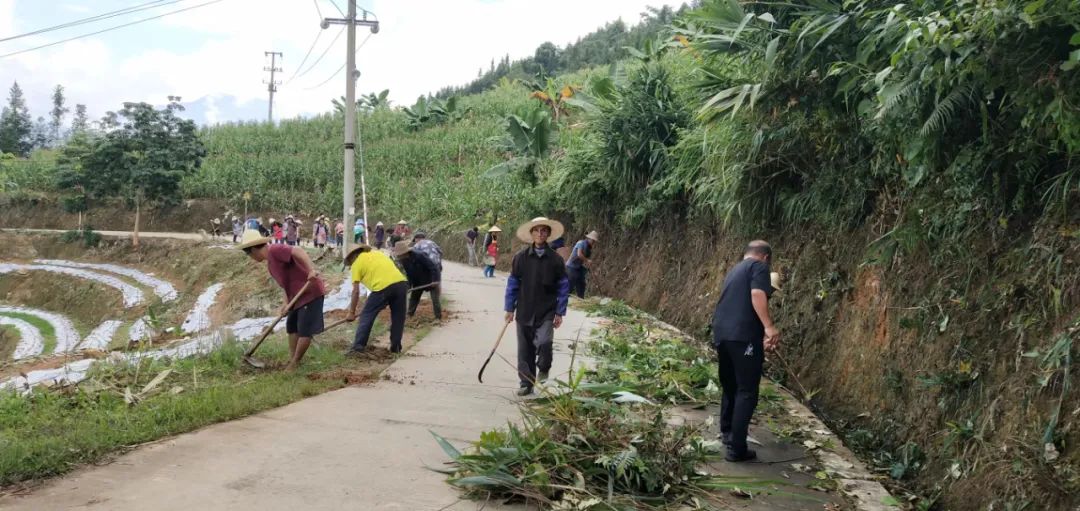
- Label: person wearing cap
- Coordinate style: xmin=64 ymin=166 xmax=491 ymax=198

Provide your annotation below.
xmin=412 ymin=231 xmax=443 ymax=270
xmin=504 ymin=217 xmax=571 ymax=396
xmin=237 ymin=230 xmax=328 ymax=371
xmin=392 ymin=241 xmax=442 ymax=321
xmin=710 ymin=240 xmax=781 ymax=462
xmin=483 ymin=226 xmax=501 ymax=278
xmin=231 ymin=217 xmax=243 ymax=243
xmin=285 ymin=215 xmax=300 ymax=246
xmin=343 ymin=244 xmax=409 ymax=354
xmin=565 ymin=231 xmax=599 ymax=299
xmin=373 ymin=221 xmax=385 ymax=249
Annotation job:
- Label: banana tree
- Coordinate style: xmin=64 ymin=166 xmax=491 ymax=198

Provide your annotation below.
xmin=525 ymin=77 xmax=578 ymax=122
xmin=485 ymin=104 xmax=552 ymax=185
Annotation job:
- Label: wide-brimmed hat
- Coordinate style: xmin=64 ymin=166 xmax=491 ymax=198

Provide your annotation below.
xmin=237 ymin=229 xmax=271 ymax=250
xmin=376 ymin=221 xmax=384 ymax=227
xmin=516 ymin=217 xmax=564 ymax=243
xmin=488 ymin=225 xmax=502 ymax=233
xmin=232 ymin=216 xmax=239 ymax=221
xmin=586 ymin=230 xmax=600 ymax=241
xmin=343 ymin=244 xmax=374 ymax=267
xmin=397 ymin=219 xmax=408 ymax=225
xmin=770 ymin=272 xmax=782 ymax=292
xmin=268 ymin=217 xmax=276 ymax=224
xmin=392 ymin=241 xmax=412 ymax=257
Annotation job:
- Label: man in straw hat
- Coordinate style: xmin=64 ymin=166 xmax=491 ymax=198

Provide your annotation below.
xmin=237 ymin=230 xmax=328 ymax=371
xmin=565 ymin=230 xmax=600 ymax=299
xmin=392 ymin=241 xmax=442 ymax=321
xmin=343 ymin=243 xmax=409 ymax=354
xmin=504 ymin=217 xmax=571 ymax=396
xmin=709 ymin=240 xmax=781 ymax=462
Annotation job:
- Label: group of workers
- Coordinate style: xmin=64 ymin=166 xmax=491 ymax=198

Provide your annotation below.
xmin=238 ymin=213 xmax=779 ymax=464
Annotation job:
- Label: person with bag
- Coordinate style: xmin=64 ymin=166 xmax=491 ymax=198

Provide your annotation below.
xmin=483 ymin=226 xmax=501 ymax=278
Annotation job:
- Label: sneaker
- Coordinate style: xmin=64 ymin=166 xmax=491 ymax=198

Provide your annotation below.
xmin=538 ymin=371 xmax=549 ymax=383
xmin=515 ymin=386 xmax=533 ymax=397
xmin=725 ymin=449 xmax=757 ymax=463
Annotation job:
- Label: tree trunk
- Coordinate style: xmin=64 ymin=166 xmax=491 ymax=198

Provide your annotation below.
xmin=77 ymin=211 xmax=82 ymax=230
xmin=133 ymin=198 xmax=141 ymax=248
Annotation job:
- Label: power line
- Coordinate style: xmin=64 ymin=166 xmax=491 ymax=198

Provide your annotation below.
xmin=0 ymin=0 xmax=182 ymax=43
xmin=0 ymin=0 xmax=227 ymax=59
xmin=289 ymin=25 xmax=343 ymax=82
xmin=285 ymin=30 xmax=322 ymax=84
xmin=326 ymin=0 xmax=346 ymax=16
xmin=311 ymin=0 xmax=324 ymax=21
xmin=303 ymin=32 xmax=372 ymax=90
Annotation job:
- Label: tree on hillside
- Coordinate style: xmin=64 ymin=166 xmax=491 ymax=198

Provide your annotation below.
xmin=71 ymin=104 xmax=89 ymax=135
xmin=534 ymin=42 xmax=561 ymax=76
xmin=79 ymin=102 xmax=206 ymax=247
xmin=55 ymin=131 xmax=97 ymax=228
xmin=49 ymin=85 xmax=69 ymax=146
xmin=0 ymin=82 xmax=32 ymax=157
xmin=30 ymin=116 xmax=50 ymax=150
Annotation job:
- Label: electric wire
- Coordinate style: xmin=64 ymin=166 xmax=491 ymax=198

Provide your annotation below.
xmin=289 ymin=25 xmax=343 ymax=82
xmin=0 ymin=0 xmax=180 ymax=43
xmin=0 ymin=0 xmax=227 ymax=59
xmin=303 ymin=32 xmax=372 ymax=90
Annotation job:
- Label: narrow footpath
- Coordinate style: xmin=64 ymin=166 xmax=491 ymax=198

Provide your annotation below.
xmin=0 ymin=261 xmax=600 ymax=510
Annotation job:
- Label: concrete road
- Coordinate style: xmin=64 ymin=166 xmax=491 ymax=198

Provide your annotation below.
xmin=1 ymin=228 xmax=207 ymax=241
xmin=0 ymin=261 xmax=599 ymax=511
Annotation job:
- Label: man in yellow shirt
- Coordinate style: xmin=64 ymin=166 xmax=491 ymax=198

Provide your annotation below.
xmin=343 ymin=244 xmax=408 ymax=354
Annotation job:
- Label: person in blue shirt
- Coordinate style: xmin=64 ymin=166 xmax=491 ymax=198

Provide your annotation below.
xmin=565 ymin=231 xmax=599 ymax=298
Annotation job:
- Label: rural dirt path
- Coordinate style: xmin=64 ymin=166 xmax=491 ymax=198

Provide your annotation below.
xmin=2 ymin=228 xmax=207 ymax=241
xmin=0 ymin=261 xmax=601 ymax=510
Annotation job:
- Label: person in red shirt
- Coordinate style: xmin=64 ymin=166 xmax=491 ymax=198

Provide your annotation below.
xmin=238 ymin=230 xmax=328 ymax=371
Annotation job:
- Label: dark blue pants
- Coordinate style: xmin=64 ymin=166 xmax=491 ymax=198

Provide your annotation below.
xmin=567 ymin=266 xmax=587 ymax=298
xmin=352 ymin=281 xmax=407 ymax=352
xmin=716 ymin=339 xmax=764 ymax=456
xmin=516 ymin=319 xmax=554 ymax=388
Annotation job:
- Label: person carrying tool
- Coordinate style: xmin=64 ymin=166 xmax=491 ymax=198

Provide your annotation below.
xmin=238 ymin=229 xmax=328 ymax=371
xmin=392 ymin=241 xmax=442 ymax=321
xmin=565 ymin=230 xmax=599 ymax=298
xmin=343 ymin=244 xmax=408 ymax=354
xmin=504 ymin=217 xmax=571 ymax=396
xmin=710 ymin=240 xmax=781 ymax=462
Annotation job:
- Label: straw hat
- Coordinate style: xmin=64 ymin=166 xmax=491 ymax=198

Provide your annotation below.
xmin=585 ymin=230 xmax=600 ymax=241
xmin=516 ymin=217 xmax=564 ymax=243
xmin=237 ymin=229 xmax=271 ymax=250
xmin=397 ymin=219 xmax=408 ymax=225
xmin=342 ymin=244 xmax=374 ymax=267
xmin=488 ymin=225 xmax=502 ymax=233
xmin=376 ymin=221 xmax=384 ymax=227
xmin=268 ymin=217 xmax=276 ymax=224
xmin=232 ymin=216 xmax=239 ymax=222
xmin=392 ymin=241 xmax=412 ymax=257
xmin=770 ymin=272 xmax=782 ymax=292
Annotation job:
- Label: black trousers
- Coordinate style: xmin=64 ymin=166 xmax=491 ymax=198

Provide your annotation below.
xmin=407 ymin=285 xmax=442 ymax=319
xmin=716 ymin=339 xmax=764 ymax=455
xmin=516 ymin=319 xmax=554 ymax=388
xmin=352 ymin=281 xmax=407 ymax=352
xmin=567 ymin=266 xmax=587 ymax=298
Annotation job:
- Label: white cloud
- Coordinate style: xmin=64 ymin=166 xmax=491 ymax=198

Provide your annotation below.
xmin=0 ymin=0 xmax=681 ymax=123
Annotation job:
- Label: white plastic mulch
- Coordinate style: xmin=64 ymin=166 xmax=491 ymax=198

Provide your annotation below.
xmin=0 ymin=359 xmax=95 ymax=395
xmin=0 ymin=305 xmax=81 ymax=353
xmin=0 ymin=316 xmax=44 ymax=360
xmin=129 ymin=317 xmax=153 ymax=342
xmin=181 ymin=283 xmax=224 ymax=334
xmin=78 ymin=320 xmax=124 ymax=351
xmin=0 ymin=263 xmax=143 ymax=308
xmin=34 ymin=259 xmax=179 ymax=302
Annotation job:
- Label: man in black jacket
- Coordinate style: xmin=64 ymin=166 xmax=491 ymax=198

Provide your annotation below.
xmin=504 ymin=217 xmax=571 ymax=396
xmin=392 ymin=241 xmax=442 ymax=321
xmin=711 ymin=240 xmax=781 ymax=462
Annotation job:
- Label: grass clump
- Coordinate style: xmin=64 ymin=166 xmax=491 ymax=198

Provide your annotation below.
xmin=0 ymin=311 xmax=57 ymax=354
xmin=435 ymin=373 xmax=772 ymax=510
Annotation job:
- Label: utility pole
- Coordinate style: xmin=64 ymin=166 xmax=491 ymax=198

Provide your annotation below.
xmin=322 ymin=1 xmax=379 ymax=258
xmin=263 ymin=51 xmax=282 ymax=123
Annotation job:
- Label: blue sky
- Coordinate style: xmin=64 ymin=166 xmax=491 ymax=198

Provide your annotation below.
xmin=0 ymin=0 xmax=681 ymax=125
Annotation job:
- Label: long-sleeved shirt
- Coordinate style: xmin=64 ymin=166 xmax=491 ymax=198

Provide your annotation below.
xmin=398 ymin=249 xmax=441 ymax=287
xmin=413 ymin=239 xmax=443 ymax=268
xmin=504 ymin=244 xmax=570 ymax=325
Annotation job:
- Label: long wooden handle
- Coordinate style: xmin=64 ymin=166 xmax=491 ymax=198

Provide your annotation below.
xmin=244 ymin=280 xmax=313 ymax=357
xmin=477 ymin=320 xmax=511 ymax=383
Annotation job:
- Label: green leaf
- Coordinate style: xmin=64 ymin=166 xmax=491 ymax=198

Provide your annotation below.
xmin=430 ymin=431 xmax=462 ymax=460
xmin=731 ymin=13 xmax=755 ymax=45
xmin=757 ymin=12 xmax=776 ymax=24
xmin=764 ymin=36 xmax=780 ymax=67
xmin=1070 ymin=32 xmax=1080 ymax=46
xmin=882 ymin=495 xmax=901 ymax=506
xmin=874 ymin=66 xmax=893 ymax=87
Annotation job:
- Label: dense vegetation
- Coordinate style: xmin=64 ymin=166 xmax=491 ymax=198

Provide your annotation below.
xmin=1 ymin=0 xmax=1078 ymax=507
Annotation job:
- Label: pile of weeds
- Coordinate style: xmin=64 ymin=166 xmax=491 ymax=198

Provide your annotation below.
xmin=434 ymin=373 xmax=772 ymax=510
